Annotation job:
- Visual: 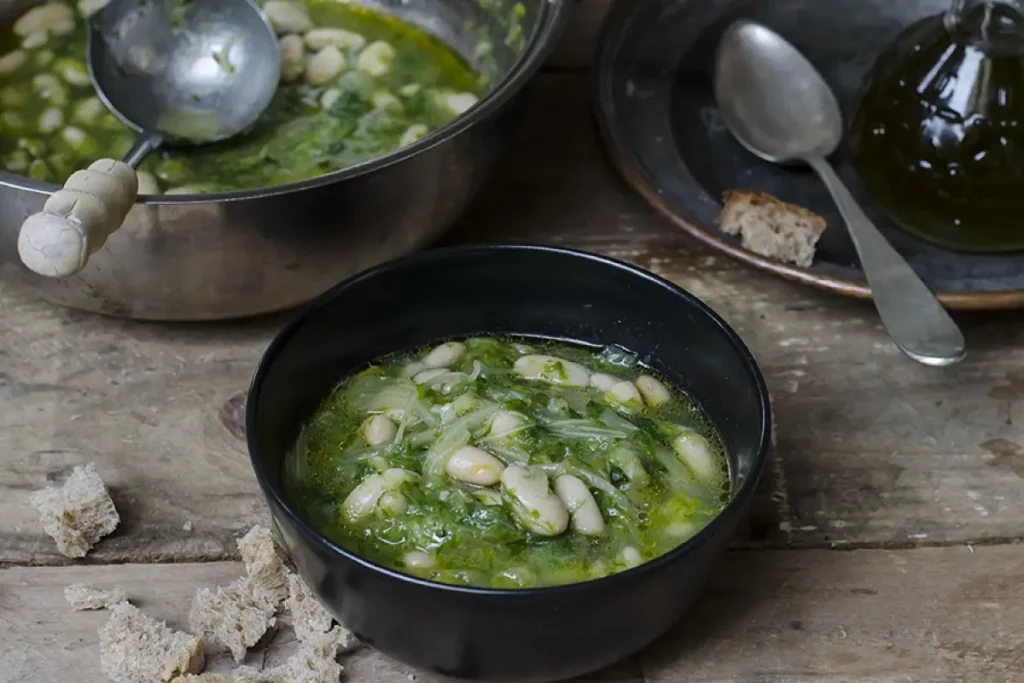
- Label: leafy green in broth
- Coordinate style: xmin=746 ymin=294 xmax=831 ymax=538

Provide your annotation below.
xmin=285 ymin=337 xmax=730 ymax=589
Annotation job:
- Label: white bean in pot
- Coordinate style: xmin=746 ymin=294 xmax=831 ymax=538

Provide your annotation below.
xmin=489 ymin=411 xmax=522 ymax=437
xmin=606 ymin=380 xmax=643 ymax=410
xmin=399 ymin=123 xmax=428 ymax=147
xmin=264 ymin=1 xmax=313 ymax=34
xmin=278 ymin=34 xmax=305 ymax=82
xmin=553 ymin=474 xmax=605 ymax=536
xmin=304 ymin=27 xmax=366 ymax=51
xmin=306 ymin=45 xmax=346 ymax=86
xmin=14 ymin=3 xmax=75 ymax=38
xmin=422 ymin=341 xmax=465 ymax=369
xmin=403 ymin=551 xmax=436 ymax=569
xmin=514 ymin=355 xmax=590 ymax=388
xmin=341 ymin=468 xmax=412 ymax=522
xmin=0 ymin=51 xmax=27 ymax=76
xmin=356 ymin=40 xmax=395 ymax=76
xmin=501 ymin=465 xmax=569 ymax=536
xmin=445 ymin=445 xmax=505 ymax=485
xmin=635 ymin=375 xmax=671 ymax=406
xmin=22 ymin=31 xmax=48 ymax=49
xmin=621 ymin=546 xmax=643 ymax=568
xmin=377 ymin=490 xmax=408 ymax=516
xmin=589 ymin=373 xmax=619 ymax=391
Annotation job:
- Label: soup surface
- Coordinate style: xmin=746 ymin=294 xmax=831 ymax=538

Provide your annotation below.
xmin=285 ymin=337 xmax=730 ymax=589
xmin=0 ymin=0 xmax=483 ymax=193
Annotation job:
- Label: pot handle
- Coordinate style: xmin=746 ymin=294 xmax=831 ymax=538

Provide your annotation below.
xmin=17 ymin=158 xmax=138 ymax=278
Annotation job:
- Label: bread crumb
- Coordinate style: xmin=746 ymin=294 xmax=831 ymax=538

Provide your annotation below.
xmin=170 ymin=675 xmax=230 ymax=683
xmin=65 ymin=583 xmax=127 ymax=611
xmin=716 ymin=190 xmax=826 ymax=268
xmin=29 ymin=463 xmax=120 ymax=558
xmin=286 ymin=573 xmax=337 ymax=644
xmin=238 ymin=525 xmax=289 ymax=604
xmin=183 ymin=520 xmax=194 ymax=532
xmin=99 ymin=602 xmax=203 ymax=683
xmin=189 ymin=576 xmax=277 ymax=663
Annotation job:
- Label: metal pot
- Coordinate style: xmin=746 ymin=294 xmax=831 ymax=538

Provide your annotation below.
xmin=0 ymin=0 xmax=571 ymax=320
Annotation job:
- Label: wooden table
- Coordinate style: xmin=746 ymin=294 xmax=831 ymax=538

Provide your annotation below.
xmin=3 ymin=3 xmax=1023 ymax=681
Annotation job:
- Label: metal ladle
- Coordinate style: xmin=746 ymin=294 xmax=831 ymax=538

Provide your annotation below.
xmin=714 ymin=19 xmax=966 ymax=367
xmin=17 ymin=0 xmax=279 ymax=279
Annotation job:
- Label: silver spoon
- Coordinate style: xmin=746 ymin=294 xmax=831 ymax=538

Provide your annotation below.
xmin=714 ymin=19 xmax=966 ymax=367
xmin=18 ymin=0 xmax=279 ymax=279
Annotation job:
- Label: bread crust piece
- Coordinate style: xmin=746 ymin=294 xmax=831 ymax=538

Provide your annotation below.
xmin=29 ymin=462 xmax=120 ymax=558
xmin=99 ymin=603 xmax=204 ymax=683
xmin=65 ymin=583 xmax=128 ymax=610
xmin=716 ymin=190 xmax=827 ymax=268
xmin=238 ymin=525 xmax=289 ymax=604
xmin=286 ymin=573 xmax=337 ymax=644
xmin=189 ymin=576 xmax=278 ymax=663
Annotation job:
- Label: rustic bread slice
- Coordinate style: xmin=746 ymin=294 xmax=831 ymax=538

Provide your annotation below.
xmin=29 ymin=462 xmax=120 ymax=557
xmin=99 ymin=602 xmax=204 ymax=683
xmin=169 ymin=675 xmax=230 ymax=683
xmin=65 ymin=583 xmax=127 ymax=611
xmin=286 ymin=573 xmax=336 ymax=644
xmin=716 ymin=190 xmax=826 ymax=268
xmin=189 ymin=576 xmax=278 ymax=663
xmin=264 ymin=625 xmax=348 ymax=683
xmin=238 ymin=525 xmax=289 ymax=605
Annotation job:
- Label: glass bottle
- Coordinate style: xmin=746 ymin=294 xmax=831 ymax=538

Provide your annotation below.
xmin=848 ymin=0 xmax=1024 ymax=252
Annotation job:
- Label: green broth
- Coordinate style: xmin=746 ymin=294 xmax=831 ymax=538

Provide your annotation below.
xmin=285 ymin=337 xmax=730 ymax=589
xmin=0 ymin=0 xmax=483 ymax=192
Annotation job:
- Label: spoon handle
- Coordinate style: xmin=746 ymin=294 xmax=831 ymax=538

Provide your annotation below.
xmin=805 ymin=155 xmax=966 ymax=367
xmin=16 ymin=131 xmax=161 ymax=279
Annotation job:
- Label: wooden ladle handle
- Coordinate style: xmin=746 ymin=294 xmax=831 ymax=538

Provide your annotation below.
xmin=17 ymin=159 xmax=138 ymax=278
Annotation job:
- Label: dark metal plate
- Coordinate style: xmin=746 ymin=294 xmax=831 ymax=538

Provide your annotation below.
xmin=594 ymin=0 xmax=1024 ymax=309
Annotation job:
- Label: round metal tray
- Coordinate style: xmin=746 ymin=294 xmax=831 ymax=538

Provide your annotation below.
xmin=593 ymin=0 xmax=1024 ymax=310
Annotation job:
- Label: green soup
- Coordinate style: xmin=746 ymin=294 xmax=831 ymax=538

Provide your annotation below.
xmin=0 ymin=0 xmax=483 ymax=193
xmin=284 ymin=337 xmax=730 ymax=589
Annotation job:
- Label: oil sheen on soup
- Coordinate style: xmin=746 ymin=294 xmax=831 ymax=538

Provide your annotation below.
xmin=0 ymin=0 xmax=483 ymax=193
xmin=285 ymin=337 xmax=730 ymax=589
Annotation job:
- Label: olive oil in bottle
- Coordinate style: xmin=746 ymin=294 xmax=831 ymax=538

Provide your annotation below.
xmin=849 ymin=0 xmax=1024 ymax=252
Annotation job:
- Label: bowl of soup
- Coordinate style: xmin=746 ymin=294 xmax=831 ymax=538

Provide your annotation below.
xmin=0 ymin=0 xmax=571 ymax=319
xmin=246 ymin=244 xmax=773 ymax=682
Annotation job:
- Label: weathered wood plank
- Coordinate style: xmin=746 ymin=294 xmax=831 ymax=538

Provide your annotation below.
xmin=2 ymin=74 xmax=1023 ymax=565
xmin=3 ymin=545 xmax=1023 ymax=683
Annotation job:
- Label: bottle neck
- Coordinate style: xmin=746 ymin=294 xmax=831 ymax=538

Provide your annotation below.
xmin=946 ymin=0 xmax=1024 ymax=54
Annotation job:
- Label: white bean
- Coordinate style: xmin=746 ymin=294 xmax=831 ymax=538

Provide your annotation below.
xmin=356 ymin=40 xmax=395 ymax=76
xmin=4 ymin=149 xmax=29 ymax=172
xmin=422 ymin=341 xmax=465 ymax=369
xmin=278 ymin=34 xmax=305 ymax=82
xmin=445 ymin=445 xmax=505 ymax=485
xmin=341 ymin=468 xmax=412 ymax=522
xmin=304 ymin=28 xmax=366 ymax=51
xmin=403 ymin=551 xmax=436 ymax=569
xmin=72 ymin=96 xmax=104 ymax=124
xmin=672 ymin=430 xmax=717 ymax=481
xmin=399 ymin=123 xmax=428 ymax=147
xmin=14 ymin=3 xmax=75 ymax=38
xmin=412 ymin=367 xmax=448 ymax=385
xmin=589 ymin=373 xmax=619 ymax=391
xmin=320 ymin=87 xmax=340 ymax=110
xmin=306 ymin=45 xmax=345 ymax=86
xmin=55 ymin=58 xmax=89 ymax=86
xmin=514 ymin=354 xmax=590 ymax=387
xmin=363 ymin=414 xmax=396 ymax=445
xmin=439 ymin=91 xmax=479 ymax=116
xmin=377 ymin=491 xmax=407 ymax=516
xmin=501 ymin=465 xmax=569 ymax=536
xmin=264 ymin=1 xmax=313 ymax=34
xmin=371 ymin=90 xmax=402 ymax=111
xmin=60 ymin=125 xmax=89 ymax=150
xmin=22 ymin=31 xmax=48 ymax=49
xmin=489 ymin=411 xmax=521 ymax=437
xmin=607 ymin=380 xmax=643 ymax=409
xmin=136 ymin=170 xmax=160 ymax=195
xmin=621 ymin=546 xmax=643 ymax=568
xmin=0 ymin=50 xmax=27 ymax=75
xmin=38 ymin=107 xmax=63 ymax=134
xmin=78 ymin=0 xmax=111 ymax=16
xmin=399 ymin=83 xmax=421 ymax=98
xmin=635 ymin=375 xmax=671 ymax=406
xmin=553 ymin=475 xmax=605 ymax=536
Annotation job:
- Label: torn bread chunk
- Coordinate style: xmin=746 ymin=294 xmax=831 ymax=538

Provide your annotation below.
xmin=189 ymin=576 xmax=277 ymax=664
xmin=262 ymin=625 xmax=348 ymax=683
xmin=169 ymin=675 xmax=230 ymax=683
xmin=238 ymin=525 xmax=289 ymax=604
xmin=29 ymin=462 xmax=120 ymax=558
xmin=99 ymin=602 xmax=204 ymax=683
xmin=286 ymin=573 xmax=335 ymax=643
xmin=65 ymin=583 xmax=127 ymax=611
xmin=716 ymin=190 xmax=826 ymax=268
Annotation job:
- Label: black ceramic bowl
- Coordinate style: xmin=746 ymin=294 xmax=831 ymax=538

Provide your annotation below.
xmin=246 ymin=244 xmax=772 ymax=683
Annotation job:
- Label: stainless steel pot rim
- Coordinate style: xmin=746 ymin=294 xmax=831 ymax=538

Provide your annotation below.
xmin=0 ymin=0 xmax=572 ymax=205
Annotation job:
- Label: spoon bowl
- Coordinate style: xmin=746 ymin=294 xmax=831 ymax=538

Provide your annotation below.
xmin=714 ymin=19 xmax=966 ymax=367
